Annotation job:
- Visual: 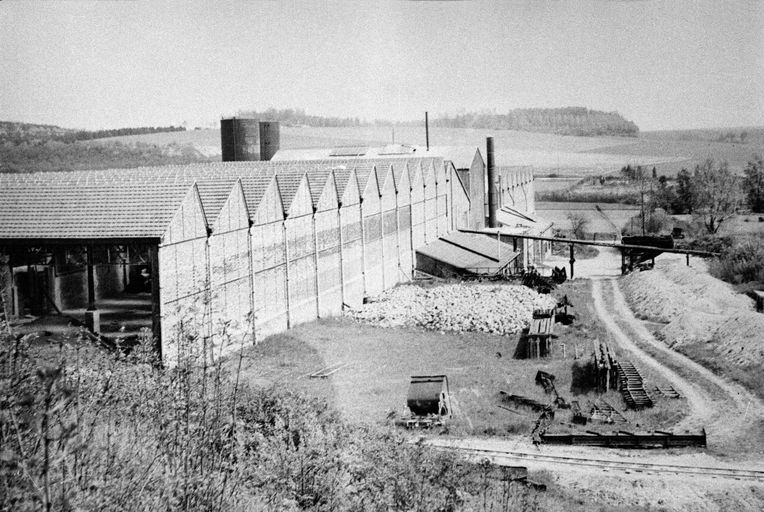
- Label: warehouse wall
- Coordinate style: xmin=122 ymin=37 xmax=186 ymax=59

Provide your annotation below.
xmin=284 ymin=178 xmax=318 ymax=326
xmin=314 ymin=175 xmax=342 ymax=318
xmin=361 ymin=169 xmax=384 ymax=297
xmin=208 ymin=183 xmax=253 ymax=351
xmin=424 ymin=162 xmax=438 ymax=244
xmin=396 ymin=167 xmax=413 ymax=280
xmin=159 ymin=186 xmax=211 ymax=363
xmin=156 ymin=158 xmax=503 ymax=364
xmin=410 ymin=163 xmax=426 ymax=251
xmin=251 ymin=179 xmax=288 ymax=339
xmin=339 ymin=171 xmax=364 ymax=308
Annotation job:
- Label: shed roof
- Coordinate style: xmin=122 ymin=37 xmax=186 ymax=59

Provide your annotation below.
xmin=417 ymin=231 xmax=519 ymax=275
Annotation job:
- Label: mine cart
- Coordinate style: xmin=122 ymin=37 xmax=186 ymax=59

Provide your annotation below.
xmin=400 ymin=375 xmax=451 ymax=428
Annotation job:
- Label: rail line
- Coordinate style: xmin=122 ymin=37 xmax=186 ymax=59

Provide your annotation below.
xmin=432 ymin=444 xmax=764 ymax=482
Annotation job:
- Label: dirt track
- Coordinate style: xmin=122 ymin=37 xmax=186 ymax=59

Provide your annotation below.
xmin=593 ymin=276 xmax=764 ymax=454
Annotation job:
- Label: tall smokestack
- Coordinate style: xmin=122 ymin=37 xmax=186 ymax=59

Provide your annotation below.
xmin=425 ymin=111 xmax=430 ymax=151
xmin=486 ymin=136 xmax=497 ymax=228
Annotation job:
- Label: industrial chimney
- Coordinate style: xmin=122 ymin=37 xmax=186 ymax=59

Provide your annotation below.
xmin=220 ymin=118 xmax=259 ymax=161
xmin=486 ymin=136 xmax=498 ymax=228
xmin=259 ymin=121 xmax=280 ymax=161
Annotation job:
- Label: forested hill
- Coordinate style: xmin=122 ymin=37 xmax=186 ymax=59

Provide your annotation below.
xmin=0 ymin=121 xmax=185 ymax=144
xmin=431 ymin=108 xmax=639 ymax=137
xmin=0 ymin=121 xmax=207 ymax=173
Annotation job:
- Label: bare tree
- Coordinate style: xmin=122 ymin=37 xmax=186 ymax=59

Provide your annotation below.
xmin=567 ymin=212 xmax=589 ymax=239
xmin=692 ymin=159 xmax=742 ymax=234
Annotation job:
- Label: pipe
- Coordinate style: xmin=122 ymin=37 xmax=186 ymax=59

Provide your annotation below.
xmin=486 ymin=137 xmax=497 ymax=228
xmin=425 ymin=111 xmax=430 ymax=151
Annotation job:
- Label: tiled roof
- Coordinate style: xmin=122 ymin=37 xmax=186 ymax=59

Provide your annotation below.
xmin=0 ymin=156 xmax=446 ymax=241
xmin=0 ymin=175 xmax=192 ymax=240
xmin=275 ymin=173 xmax=306 ymax=214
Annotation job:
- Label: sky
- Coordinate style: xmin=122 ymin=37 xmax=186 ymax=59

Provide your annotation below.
xmin=1 ymin=0 xmax=762 ymax=131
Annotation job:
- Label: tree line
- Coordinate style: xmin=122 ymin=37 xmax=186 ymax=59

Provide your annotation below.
xmin=0 ymin=121 xmax=186 ymax=145
xmin=429 ymin=107 xmax=639 ymax=137
xmin=623 ymin=156 xmax=764 ymax=235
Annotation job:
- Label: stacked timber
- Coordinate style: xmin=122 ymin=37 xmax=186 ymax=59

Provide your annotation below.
xmin=527 ymin=309 xmax=556 ymax=358
xmin=617 ymin=361 xmax=654 ymax=409
xmin=592 ymin=341 xmax=618 ymax=392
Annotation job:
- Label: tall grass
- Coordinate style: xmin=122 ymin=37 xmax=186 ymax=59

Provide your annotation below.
xmin=0 ymin=316 xmax=544 ymax=511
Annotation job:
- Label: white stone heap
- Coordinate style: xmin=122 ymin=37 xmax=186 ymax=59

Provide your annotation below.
xmin=348 ymin=283 xmax=557 ymax=335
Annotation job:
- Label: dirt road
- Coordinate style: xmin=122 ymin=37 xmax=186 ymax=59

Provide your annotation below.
xmin=592 ymin=276 xmax=764 ymax=454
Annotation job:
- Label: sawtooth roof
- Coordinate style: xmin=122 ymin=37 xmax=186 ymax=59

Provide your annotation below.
xmin=0 ymin=158 xmax=444 ymax=242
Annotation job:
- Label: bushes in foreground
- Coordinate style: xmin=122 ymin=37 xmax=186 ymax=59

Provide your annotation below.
xmin=0 ymin=327 xmax=540 ymax=511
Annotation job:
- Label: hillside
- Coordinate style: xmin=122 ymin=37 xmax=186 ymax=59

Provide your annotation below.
xmin=0 ymin=121 xmax=209 ymax=173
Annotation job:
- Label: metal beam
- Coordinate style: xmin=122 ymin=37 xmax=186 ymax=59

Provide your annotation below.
xmin=457 ymin=229 xmax=718 ymax=257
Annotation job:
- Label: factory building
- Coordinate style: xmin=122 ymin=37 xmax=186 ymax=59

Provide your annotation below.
xmin=1 ymin=157 xmax=474 ymax=363
xmin=0 ymin=126 xmax=548 ymax=364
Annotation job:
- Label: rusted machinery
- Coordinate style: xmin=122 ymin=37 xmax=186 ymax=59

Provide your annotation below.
xmin=541 ymin=429 xmax=706 ymax=448
xmin=399 ymin=375 xmax=451 ymax=428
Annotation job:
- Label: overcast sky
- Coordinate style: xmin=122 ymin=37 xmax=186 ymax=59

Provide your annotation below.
xmin=1 ymin=0 xmax=762 ymax=131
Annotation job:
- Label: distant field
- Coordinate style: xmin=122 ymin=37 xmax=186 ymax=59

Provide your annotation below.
xmin=102 ymin=125 xmax=754 ymax=178
xmin=582 ymin=137 xmax=761 ymax=175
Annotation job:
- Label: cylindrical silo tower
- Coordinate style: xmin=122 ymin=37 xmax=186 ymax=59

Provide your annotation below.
xmin=220 ymin=118 xmax=259 ymax=161
xmin=259 ymin=121 xmax=280 ymax=161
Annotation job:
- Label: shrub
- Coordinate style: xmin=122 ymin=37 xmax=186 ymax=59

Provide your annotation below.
xmin=709 ymin=238 xmax=764 ymax=284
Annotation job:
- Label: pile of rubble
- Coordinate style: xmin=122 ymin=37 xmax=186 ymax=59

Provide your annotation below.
xmin=348 ymin=283 xmax=556 ymax=335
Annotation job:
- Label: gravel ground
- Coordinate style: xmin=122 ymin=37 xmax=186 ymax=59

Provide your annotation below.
xmin=347 ymin=282 xmax=557 ymax=336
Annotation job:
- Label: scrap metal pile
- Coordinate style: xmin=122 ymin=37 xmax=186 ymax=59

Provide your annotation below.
xmin=349 ymin=283 xmax=557 ymax=336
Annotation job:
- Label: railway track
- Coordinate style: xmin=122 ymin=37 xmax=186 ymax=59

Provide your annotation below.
xmin=432 ymin=443 xmax=764 ymax=482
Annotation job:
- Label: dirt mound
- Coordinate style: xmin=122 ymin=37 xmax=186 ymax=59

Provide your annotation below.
xmin=347 ymin=283 xmax=556 ymax=336
xmin=622 ymin=259 xmax=760 ymax=367
xmin=710 ymin=312 xmax=764 ymax=367
xmin=622 ymin=259 xmax=752 ymax=323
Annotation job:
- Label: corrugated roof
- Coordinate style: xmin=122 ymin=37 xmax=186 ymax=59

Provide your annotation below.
xmin=417 ymin=231 xmax=518 ymax=275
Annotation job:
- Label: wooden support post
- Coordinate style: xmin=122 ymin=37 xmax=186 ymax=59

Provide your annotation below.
xmin=621 ymin=250 xmax=626 ymax=275
xmin=512 ymin=236 xmax=517 ymax=252
xmin=148 ymin=245 xmax=162 ymax=360
xmin=569 ymin=244 xmax=575 ymax=279
xmin=337 ymin=207 xmax=346 ymax=307
xmin=86 ymin=245 xmax=96 ymax=311
xmin=686 ymin=253 xmax=690 ymax=266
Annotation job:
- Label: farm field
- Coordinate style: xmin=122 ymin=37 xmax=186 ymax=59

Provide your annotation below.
xmin=581 ymin=136 xmax=762 ymax=175
xmin=102 ymin=125 xmax=686 ymax=176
